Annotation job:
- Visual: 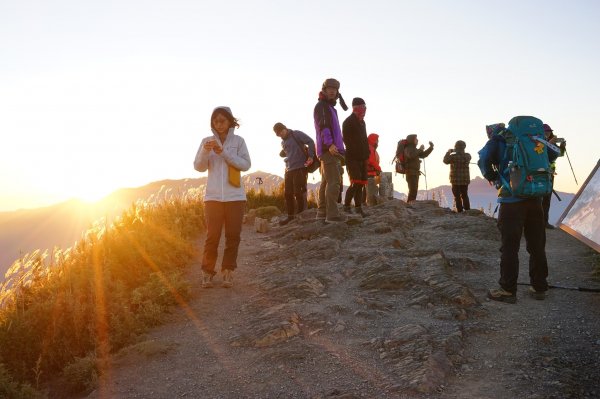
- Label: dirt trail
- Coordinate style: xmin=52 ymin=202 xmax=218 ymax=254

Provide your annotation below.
xmin=86 ymin=202 xmax=600 ymax=399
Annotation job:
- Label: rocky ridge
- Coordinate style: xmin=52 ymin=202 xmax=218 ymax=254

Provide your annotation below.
xmin=87 ymin=199 xmax=600 ymax=399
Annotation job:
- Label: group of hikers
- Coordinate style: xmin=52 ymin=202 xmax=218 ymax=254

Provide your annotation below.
xmin=193 ymin=77 xmax=567 ymax=305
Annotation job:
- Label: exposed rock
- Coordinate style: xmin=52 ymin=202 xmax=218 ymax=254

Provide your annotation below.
xmin=254 ymin=217 xmax=270 ymax=233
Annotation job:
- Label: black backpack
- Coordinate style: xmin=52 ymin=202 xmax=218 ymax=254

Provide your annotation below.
xmin=392 ymin=139 xmax=408 ymax=174
xmin=290 ymin=132 xmax=320 ymax=173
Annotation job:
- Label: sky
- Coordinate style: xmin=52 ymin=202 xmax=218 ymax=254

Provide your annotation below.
xmin=1 ymin=0 xmax=599 ymax=211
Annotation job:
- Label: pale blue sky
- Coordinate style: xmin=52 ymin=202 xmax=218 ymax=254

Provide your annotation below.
xmin=1 ymin=0 xmax=599 ymax=210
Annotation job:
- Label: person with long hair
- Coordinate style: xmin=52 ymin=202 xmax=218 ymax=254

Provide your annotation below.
xmin=193 ymin=106 xmax=251 ymax=288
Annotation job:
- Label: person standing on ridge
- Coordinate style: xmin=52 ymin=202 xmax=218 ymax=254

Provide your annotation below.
xmin=541 ymin=123 xmax=566 ymax=229
xmin=342 ymin=97 xmax=371 ymax=217
xmin=313 ymin=78 xmax=348 ymax=223
xmin=194 ymin=106 xmax=251 ymax=289
xmin=443 ymin=140 xmax=471 ymax=212
xmin=273 ymin=122 xmax=316 ymax=226
xmin=404 ymin=134 xmax=434 ymax=203
xmin=478 ymin=116 xmax=559 ymax=303
xmin=365 ymin=133 xmax=382 ymax=206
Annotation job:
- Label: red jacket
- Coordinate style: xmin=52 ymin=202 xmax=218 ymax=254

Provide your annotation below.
xmin=367 ymin=133 xmax=381 ymax=177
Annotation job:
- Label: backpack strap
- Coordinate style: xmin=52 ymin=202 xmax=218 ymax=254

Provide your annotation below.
xmin=289 ymin=131 xmax=308 ymax=157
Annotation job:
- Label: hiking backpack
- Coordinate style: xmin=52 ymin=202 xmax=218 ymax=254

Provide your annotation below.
xmin=500 ymin=116 xmax=553 ymax=198
xmin=393 ymin=139 xmax=408 ymax=174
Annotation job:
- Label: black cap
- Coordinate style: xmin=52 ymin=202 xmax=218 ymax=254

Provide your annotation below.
xmin=273 ymin=122 xmax=286 ymax=134
xmin=352 ymin=97 xmax=365 ymax=107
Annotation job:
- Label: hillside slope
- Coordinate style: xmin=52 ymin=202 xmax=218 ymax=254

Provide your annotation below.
xmin=86 ymin=200 xmax=600 ymax=399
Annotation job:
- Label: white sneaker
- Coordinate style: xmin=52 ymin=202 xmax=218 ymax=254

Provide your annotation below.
xmin=222 ymin=269 xmax=233 ymax=288
xmin=201 ymin=271 xmax=214 ymax=288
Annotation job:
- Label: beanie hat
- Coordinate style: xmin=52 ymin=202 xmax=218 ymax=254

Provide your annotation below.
xmin=273 ymin=122 xmax=286 ymax=134
xmin=352 ymin=97 xmax=366 ymax=107
xmin=542 ymin=123 xmax=553 ymax=133
xmin=455 ymin=140 xmax=466 ymax=150
xmin=406 ymin=134 xmax=417 ymax=143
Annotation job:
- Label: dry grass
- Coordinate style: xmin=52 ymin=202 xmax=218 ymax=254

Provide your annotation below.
xmin=0 ymin=186 xmax=289 ymax=397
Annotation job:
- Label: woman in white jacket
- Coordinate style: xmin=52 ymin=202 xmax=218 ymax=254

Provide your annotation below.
xmin=194 ymin=106 xmax=251 ymax=288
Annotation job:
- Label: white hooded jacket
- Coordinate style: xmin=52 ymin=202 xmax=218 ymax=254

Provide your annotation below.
xmin=193 ymin=107 xmax=251 ymax=202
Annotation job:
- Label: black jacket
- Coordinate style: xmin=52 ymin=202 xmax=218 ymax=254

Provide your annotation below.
xmin=342 ymin=113 xmax=370 ymax=161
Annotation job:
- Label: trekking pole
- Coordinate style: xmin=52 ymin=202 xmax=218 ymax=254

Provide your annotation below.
xmin=517 ymin=282 xmax=600 ymax=293
xmin=552 ymin=189 xmax=562 ymax=201
xmin=564 ymin=149 xmax=579 ymax=185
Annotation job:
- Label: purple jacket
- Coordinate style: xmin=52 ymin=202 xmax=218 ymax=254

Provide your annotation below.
xmin=313 ymin=100 xmax=345 ymax=157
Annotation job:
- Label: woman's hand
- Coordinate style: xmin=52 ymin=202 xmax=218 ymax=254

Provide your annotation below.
xmin=204 ymin=139 xmax=222 ymax=153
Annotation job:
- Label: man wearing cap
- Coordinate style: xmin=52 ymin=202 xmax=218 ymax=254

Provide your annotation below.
xmin=342 ymin=97 xmax=370 ymax=217
xmin=313 ymin=78 xmax=348 ymax=223
xmin=542 ymin=123 xmax=566 ymax=229
xmin=273 ymin=122 xmax=316 ymax=226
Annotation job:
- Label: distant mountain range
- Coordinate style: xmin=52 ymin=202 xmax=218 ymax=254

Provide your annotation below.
xmin=0 ymin=172 xmax=574 ymax=279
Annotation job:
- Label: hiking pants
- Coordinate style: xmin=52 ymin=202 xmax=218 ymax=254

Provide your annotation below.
xmin=318 ymin=152 xmax=342 ymax=218
xmin=406 ymin=174 xmax=419 ymax=202
xmin=202 ymin=201 xmax=245 ymax=274
xmin=497 ymin=199 xmax=548 ymax=293
xmin=451 ymin=184 xmax=470 ymax=212
xmin=284 ymin=168 xmax=308 ymax=216
xmin=344 ymin=158 xmax=367 ymax=208
xmin=344 ymin=183 xmax=365 ymax=208
xmin=542 ymin=193 xmax=551 ymax=224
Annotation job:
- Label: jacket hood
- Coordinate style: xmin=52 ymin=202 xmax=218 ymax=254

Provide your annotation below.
xmin=406 ymin=134 xmax=417 ymax=144
xmin=212 ymin=106 xmax=233 ymax=117
xmin=210 ymin=106 xmax=236 ymax=138
xmin=368 ymin=133 xmax=379 ymax=145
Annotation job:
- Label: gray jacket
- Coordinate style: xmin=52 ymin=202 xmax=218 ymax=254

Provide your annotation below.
xmin=194 ymin=127 xmax=251 ymax=202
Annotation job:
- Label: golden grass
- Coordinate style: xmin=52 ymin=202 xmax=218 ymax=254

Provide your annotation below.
xmin=0 ymin=185 xmax=294 ymax=397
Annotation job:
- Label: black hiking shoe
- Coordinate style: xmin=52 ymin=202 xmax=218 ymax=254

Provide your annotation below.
xmin=545 ymin=223 xmax=555 ymax=229
xmin=343 ymin=205 xmax=353 ymax=214
xmin=487 ymin=287 xmax=517 ymax=304
xmin=279 ymin=215 xmax=294 ymax=226
xmin=528 ymin=286 xmax=546 ymax=300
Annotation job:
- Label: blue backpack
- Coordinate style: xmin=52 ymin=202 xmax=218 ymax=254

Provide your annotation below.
xmin=500 ymin=116 xmax=553 ymax=198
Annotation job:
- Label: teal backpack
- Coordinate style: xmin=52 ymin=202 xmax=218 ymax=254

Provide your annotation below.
xmin=500 ymin=116 xmax=553 ymax=198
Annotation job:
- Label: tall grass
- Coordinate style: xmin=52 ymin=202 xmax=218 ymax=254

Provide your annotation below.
xmin=0 ymin=190 xmax=205 ymax=397
xmin=245 ymin=183 xmax=317 ymax=212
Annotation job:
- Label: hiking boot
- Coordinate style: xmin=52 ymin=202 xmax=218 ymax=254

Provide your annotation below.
xmin=356 ymin=207 xmax=369 ymax=217
xmin=343 ymin=205 xmax=353 ymax=214
xmin=545 ymin=223 xmax=555 ymax=229
xmin=487 ymin=287 xmax=517 ymax=304
xmin=528 ymin=286 xmax=546 ymax=300
xmin=279 ymin=215 xmax=295 ymax=226
xmin=201 ymin=271 xmax=214 ymax=288
xmin=325 ymin=215 xmax=347 ymax=224
xmin=222 ymin=269 xmax=233 ymax=288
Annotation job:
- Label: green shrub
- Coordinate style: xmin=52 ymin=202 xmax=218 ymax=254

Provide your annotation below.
xmin=253 ymin=206 xmax=282 ymax=220
xmin=60 ymin=354 xmax=98 ymax=395
xmin=0 ymin=364 xmax=41 ymax=399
